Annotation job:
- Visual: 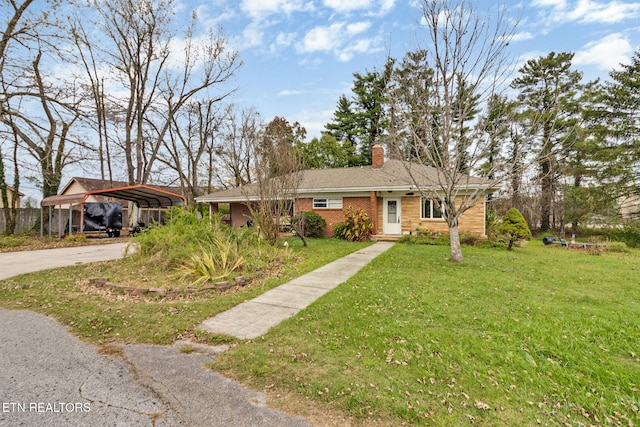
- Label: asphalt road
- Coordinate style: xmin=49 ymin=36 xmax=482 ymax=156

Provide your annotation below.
xmin=0 ymin=309 xmax=314 ymax=427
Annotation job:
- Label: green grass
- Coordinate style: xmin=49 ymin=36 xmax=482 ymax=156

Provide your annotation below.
xmin=0 ymin=238 xmax=370 ymax=345
xmin=2 ymin=237 xmax=638 ymax=426
xmin=209 ymin=242 xmax=640 ymax=426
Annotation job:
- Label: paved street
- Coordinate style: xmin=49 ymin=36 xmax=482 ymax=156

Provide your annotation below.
xmin=0 ymin=309 xmax=315 ymax=427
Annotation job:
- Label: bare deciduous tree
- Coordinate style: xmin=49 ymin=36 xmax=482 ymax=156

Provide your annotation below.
xmin=386 ymin=0 xmax=518 ymax=262
xmin=243 ymin=117 xmax=306 ymax=245
xmin=1 ymin=1 xmax=84 ymax=199
xmin=160 ymin=99 xmax=226 ymax=204
xmin=214 ymin=105 xmax=260 ymax=189
xmin=84 ymin=0 xmax=241 ymax=187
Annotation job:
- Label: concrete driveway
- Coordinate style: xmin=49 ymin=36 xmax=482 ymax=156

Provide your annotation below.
xmin=0 ymin=242 xmax=133 ymax=280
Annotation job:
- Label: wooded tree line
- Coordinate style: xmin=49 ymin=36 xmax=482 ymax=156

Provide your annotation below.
xmin=1 ymin=0 xmax=243 ymax=208
xmin=315 ymin=48 xmax=640 ymax=234
xmin=2 ymin=0 xmax=640 ymax=243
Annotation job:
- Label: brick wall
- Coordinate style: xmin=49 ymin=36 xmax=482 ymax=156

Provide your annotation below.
xmin=401 ymin=195 xmax=485 ymax=236
xmin=297 ymin=193 xmax=486 ymax=237
xmin=296 ymin=196 xmax=375 ymax=237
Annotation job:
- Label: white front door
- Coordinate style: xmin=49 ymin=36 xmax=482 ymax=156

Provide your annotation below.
xmin=384 ymin=198 xmax=402 ymax=235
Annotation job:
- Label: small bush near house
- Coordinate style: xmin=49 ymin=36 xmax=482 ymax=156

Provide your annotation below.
xmin=497 ymin=207 xmax=532 ymax=250
xmin=337 ymin=207 xmax=373 ymax=242
xmin=291 ymin=211 xmax=326 ymax=238
xmin=0 ymin=234 xmax=28 ymax=249
xmin=399 ymin=230 xmax=493 ymax=247
xmin=332 ymin=221 xmax=345 ymax=238
xmin=398 ymin=229 xmax=449 ymax=245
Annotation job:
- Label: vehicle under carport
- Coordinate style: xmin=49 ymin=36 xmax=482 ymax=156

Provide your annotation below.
xmin=40 ymin=184 xmax=186 ymax=239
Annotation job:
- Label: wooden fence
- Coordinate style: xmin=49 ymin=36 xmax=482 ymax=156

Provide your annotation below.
xmin=0 ymin=208 xmax=40 ymax=234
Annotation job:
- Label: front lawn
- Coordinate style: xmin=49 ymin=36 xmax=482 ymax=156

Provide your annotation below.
xmin=210 ymin=242 xmax=640 ymax=427
xmin=0 ymin=237 xmax=369 ymax=345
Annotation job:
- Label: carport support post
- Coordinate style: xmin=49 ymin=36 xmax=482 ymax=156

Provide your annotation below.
xmin=68 ymin=205 xmax=72 ymax=236
xmin=48 ymin=206 xmax=52 ymax=238
xmin=57 ymin=205 xmax=62 ymax=239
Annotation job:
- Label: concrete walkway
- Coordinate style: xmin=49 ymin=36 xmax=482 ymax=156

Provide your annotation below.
xmin=0 ymin=242 xmax=133 ymax=280
xmin=200 ymin=241 xmax=395 ymax=339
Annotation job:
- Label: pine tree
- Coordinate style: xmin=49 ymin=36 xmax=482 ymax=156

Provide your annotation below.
xmin=498 ymin=208 xmax=532 ymax=251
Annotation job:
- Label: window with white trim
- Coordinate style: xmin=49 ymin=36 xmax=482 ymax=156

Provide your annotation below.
xmin=313 ymin=198 xmax=343 ymax=209
xmin=421 ymin=197 xmax=443 ymax=219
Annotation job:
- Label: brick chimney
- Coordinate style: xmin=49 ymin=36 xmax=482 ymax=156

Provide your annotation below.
xmin=372 ymin=144 xmax=384 ymax=169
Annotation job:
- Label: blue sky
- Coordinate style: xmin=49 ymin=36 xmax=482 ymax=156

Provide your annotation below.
xmin=188 ymin=0 xmax=640 ymax=138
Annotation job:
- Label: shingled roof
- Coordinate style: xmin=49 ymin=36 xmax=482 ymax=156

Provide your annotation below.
xmin=196 ymin=159 xmax=496 ymax=203
xmin=61 ymin=177 xmax=180 ymax=195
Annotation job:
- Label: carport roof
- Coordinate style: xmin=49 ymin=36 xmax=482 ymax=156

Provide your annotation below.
xmin=41 ymin=185 xmax=186 ymax=209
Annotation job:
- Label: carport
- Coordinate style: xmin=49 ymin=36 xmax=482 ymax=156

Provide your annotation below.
xmin=40 ymin=184 xmax=186 ymax=238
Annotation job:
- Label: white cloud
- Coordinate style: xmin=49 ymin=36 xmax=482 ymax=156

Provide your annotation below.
xmin=296 ymin=21 xmax=380 ymax=61
xmin=531 ymin=0 xmax=567 ymax=9
xmin=240 ymin=0 xmax=314 ymax=19
xmin=323 ymin=0 xmax=371 ymax=13
xmin=298 ymin=23 xmax=345 ymax=53
xmin=336 ymin=37 xmax=378 ymax=62
xmin=323 ymin=0 xmax=395 ymax=16
xmin=241 ymin=21 xmax=265 ymax=48
xmin=572 ymin=0 xmax=640 ymax=23
xmin=270 ymin=32 xmax=297 ymax=53
xmin=573 ymin=32 xmax=633 ymax=70
xmin=346 ymin=21 xmax=372 ymax=35
xmin=510 ymin=31 xmax=534 ymax=42
xmin=278 ymin=89 xmax=307 ymax=96
xmin=532 ymin=0 xmax=640 ymax=24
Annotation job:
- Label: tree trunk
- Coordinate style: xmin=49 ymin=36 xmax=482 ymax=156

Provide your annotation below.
xmin=448 ymin=221 xmax=463 ymax=263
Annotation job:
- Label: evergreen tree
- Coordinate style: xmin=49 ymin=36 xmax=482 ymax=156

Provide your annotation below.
xmin=511 ymin=52 xmax=583 ymax=231
xmin=296 ymin=133 xmax=354 ymax=169
xmin=605 ymin=50 xmax=640 ymax=198
xmin=325 ymin=59 xmax=394 ymax=166
xmin=498 ymin=208 xmax=532 ymax=251
xmin=351 ymin=58 xmax=395 ymax=165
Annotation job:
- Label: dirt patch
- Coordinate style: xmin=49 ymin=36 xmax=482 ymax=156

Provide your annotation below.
xmin=75 ymin=276 xmax=254 ymax=303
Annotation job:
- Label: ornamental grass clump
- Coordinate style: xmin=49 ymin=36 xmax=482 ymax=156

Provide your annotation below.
xmin=178 ymin=237 xmax=245 ymax=287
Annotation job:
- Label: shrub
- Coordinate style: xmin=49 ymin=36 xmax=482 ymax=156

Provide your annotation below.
xmin=497 ymin=208 xmax=532 ymax=250
xmin=332 ymin=222 xmax=345 ymax=239
xmin=604 ymin=241 xmax=629 ymax=253
xmin=601 ymin=222 xmax=640 ymax=248
xmin=132 ymin=207 xmax=224 ymax=268
xmin=0 ymin=234 xmax=28 ymax=249
xmin=291 ymin=211 xmax=326 ymax=238
xmin=133 ymin=207 xmax=294 ymax=287
xmin=338 ymin=207 xmax=374 ymax=242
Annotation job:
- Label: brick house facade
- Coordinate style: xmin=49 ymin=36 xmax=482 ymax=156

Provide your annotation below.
xmin=196 ymin=145 xmax=496 ymax=238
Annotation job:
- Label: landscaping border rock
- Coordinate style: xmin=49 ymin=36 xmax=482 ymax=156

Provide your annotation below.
xmin=77 ymin=276 xmax=251 ymax=300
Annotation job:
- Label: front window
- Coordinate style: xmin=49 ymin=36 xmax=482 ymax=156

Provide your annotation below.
xmin=421 ymin=198 xmax=443 ymax=219
xmin=313 ymin=198 xmax=342 ymax=209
